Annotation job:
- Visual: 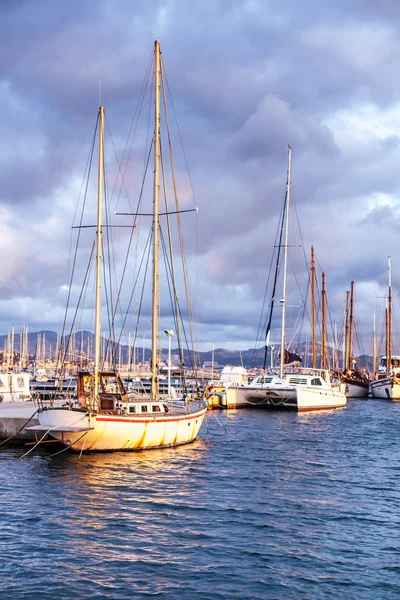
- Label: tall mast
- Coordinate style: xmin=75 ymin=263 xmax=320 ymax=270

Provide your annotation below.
xmin=24 ymin=325 xmax=29 ymax=369
xmin=344 ymin=290 xmax=349 ymax=371
xmin=11 ymin=325 xmax=14 ymax=371
xmin=94 ymin=105 xmax=105 ymax=406
xmin=151 ymin=40 xmax=161 ymax=399
xmin=388 ymin=256 xmax=392 ymax=376
xmin=311 ymin=246 xmax=317 ymax=368
xmin=280 ymin=145 xmax=292 ymax=379
xmin=372 ymin=312 xmax=377 ymax=379
xmin=348 ymin=281 xmax=354 ymax=371
xmin=321 ymin=272 xmax=326 ymax=370
xmin=334 ymin=320 xmax=338 ymax=370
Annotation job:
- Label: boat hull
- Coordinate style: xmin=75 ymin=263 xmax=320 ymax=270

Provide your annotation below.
xmin=223 ymin=385 xmax=346 ymax=411
xmin=0 ymin=401 xmax=40 ymax=441
xmin=342 ymin=379 xmax=369 ymax=398
xmin=370 ymin=377 xmax=400 ymax=400
xmin=34 ymin=403 xmax=207 ymax=452
xmin=296 ymin=387 xmax=346 ymax=411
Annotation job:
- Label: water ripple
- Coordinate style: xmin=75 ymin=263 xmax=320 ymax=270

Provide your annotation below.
xmin=1 ymin=401 xmax=400 ymax=598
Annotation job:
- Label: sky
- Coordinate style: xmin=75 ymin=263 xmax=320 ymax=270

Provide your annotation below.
xmin=1 ymin=0 xmax=400 ymax=354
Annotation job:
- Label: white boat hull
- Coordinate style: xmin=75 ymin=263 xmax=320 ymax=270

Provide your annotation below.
xmin=370 ymin=377 xmax=400 ymax=400
xmin=0 ymin=398 xmax=73 ymax=441
xmin=34 ymin=403 xmax=207 ymax=452
xmin=343 ymin=381 xmax=369 ymax=398
xmin=0 ymin=401 xmax=40 ymax=440
xmin=223 ymin=385 xmax=346 ymax=411
xmin=296 ymin=387 xmax=346 ymax=411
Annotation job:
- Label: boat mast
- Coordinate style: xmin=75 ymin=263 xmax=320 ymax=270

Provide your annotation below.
xmin=372 ymin=312 xmax=376 ymax=379
xmin=94 ymin=105 xmax=105 ymax=408
xmin=280 ymin=145 xmax=292 ymax=379
xmin=349 ymin=281 xmax=354 ymax=371
xmin=344 ymin=290 xmax=349 ymax=371
xmin=311 ymin=246 xmax=317 ymax=369
xmin=388 ymin=256 xmax=392 ymax=376
xmin=321 ymin=272 xmax=326 ymax=370
xmin=151 ymin=40 xmax=161 ymax=399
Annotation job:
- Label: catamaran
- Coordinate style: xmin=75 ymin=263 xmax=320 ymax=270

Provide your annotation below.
xmin=225 ymin=146 xmax=346 ymax=412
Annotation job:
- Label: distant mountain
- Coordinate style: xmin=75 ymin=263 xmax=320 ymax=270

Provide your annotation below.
xmin=0 ymin=330 xmax=374 ymax=370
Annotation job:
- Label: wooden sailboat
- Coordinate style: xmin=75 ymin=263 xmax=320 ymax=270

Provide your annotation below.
xmin=27 ymin=42 xmax=207 ymax=451
xmin=370 ymin=257 xmax=400 ymax=400
xmin=224 ymin=147 xmax=346 ymax=411
xmin=340 ymin=281 xmax=370 ymax=398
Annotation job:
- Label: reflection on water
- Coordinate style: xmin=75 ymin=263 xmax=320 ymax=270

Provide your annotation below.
xmin=2 ymin=402 xmax=400 ymax=598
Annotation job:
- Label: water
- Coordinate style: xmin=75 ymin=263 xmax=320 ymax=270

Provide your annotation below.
xmin=1 ymin=400 xmax=400 ymax=599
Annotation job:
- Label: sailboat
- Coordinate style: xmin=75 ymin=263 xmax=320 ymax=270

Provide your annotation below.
xmin=27 ymin=42 xmax=207 ymax=451
xmin=340 ymin=281 xmax=370 ymax=398
xmin=370 ymin=257 xmax=400 ymax=400
xmin=225 ymin=146 xmax=346 ymax=411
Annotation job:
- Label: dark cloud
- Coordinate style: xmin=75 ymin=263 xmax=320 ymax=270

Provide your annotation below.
xmin=0 ymin=0 xmax=399 ymax=350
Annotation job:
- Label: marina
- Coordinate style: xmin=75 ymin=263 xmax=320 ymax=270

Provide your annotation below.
xmin=2 ymin=1 xmax=400 ymax=598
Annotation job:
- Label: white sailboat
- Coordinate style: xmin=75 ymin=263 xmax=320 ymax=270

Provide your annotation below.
xmin=370 ymin=257 xmax=400 ymax=400
xmin=27 ymin=42 xmax=207 ymax=451
xmin=226 ymin=146 xmax=346 ymax=411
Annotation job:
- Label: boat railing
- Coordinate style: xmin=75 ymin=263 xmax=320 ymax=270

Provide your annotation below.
xmin=265 ymin=366 xmax=329 ymax=376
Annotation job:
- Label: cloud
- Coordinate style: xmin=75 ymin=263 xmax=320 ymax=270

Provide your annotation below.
xmin=0 ymin=0 xmax=400 ymax=353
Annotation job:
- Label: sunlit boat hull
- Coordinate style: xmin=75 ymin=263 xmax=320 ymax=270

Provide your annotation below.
xmin=222 ymin=385 xmax=346 ymax=411
xmin=370 ymin=377 xmax=400 ymax=400
xmin=32 ymin=402 xmax=207 ymax=452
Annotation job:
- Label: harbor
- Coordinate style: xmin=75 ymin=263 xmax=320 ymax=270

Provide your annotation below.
xmin=2 ymin=1 xmax=400 ymax=598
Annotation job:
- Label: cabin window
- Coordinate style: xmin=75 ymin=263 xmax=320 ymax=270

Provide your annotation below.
xmin=152 ymin=405 xmax=161 ymax=412
xmin=129 ymin=406 xmax=136 ymax=414
xmin=311 ymin=378 xmax=322 ymax=386
xmin=141 ymin=406 xmax=148 ymax=413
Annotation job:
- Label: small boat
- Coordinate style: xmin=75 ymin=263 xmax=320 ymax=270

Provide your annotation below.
xmin=206 ymin=365 xmax=248 ymax=408
xmin=28 ymin=42 xmax=207 ymax=452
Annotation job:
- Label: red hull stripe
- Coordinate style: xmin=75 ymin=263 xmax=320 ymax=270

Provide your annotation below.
xmin=96 ymin=410 xmax=206 ymax=424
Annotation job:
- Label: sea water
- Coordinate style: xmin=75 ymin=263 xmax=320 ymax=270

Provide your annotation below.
xmin=1 ymin=400 xmax=400 ymax=599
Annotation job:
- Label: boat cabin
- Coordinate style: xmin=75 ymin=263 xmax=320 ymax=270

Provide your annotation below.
xmin=77 ymin=371 xmax=167 ymax=415
xmin=378 ymin=356 xmax=400 ymax=374
xmin=250 ymin=373 xmax=330 ymax=388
